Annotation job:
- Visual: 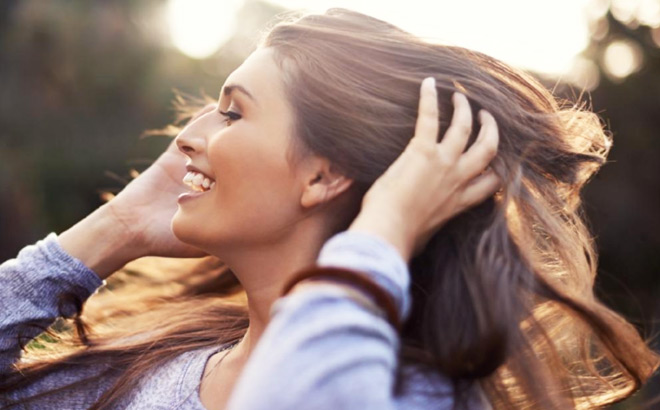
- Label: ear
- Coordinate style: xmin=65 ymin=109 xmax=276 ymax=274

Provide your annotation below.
xmin=300 ymin=158 xmax=353 ymax=209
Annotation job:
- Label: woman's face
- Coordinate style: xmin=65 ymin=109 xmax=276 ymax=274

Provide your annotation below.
xmin=171 ymin=47 xmax=305 ymax=254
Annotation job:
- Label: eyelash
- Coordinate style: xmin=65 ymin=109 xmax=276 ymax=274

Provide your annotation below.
xmin=219 ymin=110 xmax=242 ymax=124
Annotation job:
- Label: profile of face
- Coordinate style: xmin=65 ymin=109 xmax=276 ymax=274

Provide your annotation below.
xmin=171 ymin=48 xmax=348 ymax=256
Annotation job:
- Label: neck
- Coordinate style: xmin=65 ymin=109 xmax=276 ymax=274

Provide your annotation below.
xmin=217 ymin=218 xmax=332 ymax=358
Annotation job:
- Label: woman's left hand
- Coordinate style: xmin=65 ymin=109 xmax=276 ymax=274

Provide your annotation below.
xmin=349 ymin=77 xmax=501 ymax=262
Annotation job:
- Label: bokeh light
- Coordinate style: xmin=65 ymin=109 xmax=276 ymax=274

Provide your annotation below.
xmin=611 ymin=0 xmax=660 ymax=27
xmin=603 ymin=39 xmax=644 ymax=80
xmin=165 ymin=0 xmax=594 ymax=77
xmin=267 ymin=0 xmax=592 ymax=75
xmin=567 ymin=56 xmax=601 ymax=91
xmin=167 ymin=0 xmax=243 ymax=59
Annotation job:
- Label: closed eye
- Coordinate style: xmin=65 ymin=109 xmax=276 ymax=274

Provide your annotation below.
xmin=219 ymin=110 xmax=242 ymax=122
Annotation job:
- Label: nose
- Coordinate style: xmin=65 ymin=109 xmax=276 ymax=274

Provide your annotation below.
xmin=176 ymin=132 xmax=201 ymax=155
xmin=175 ymin=104 xmax=217 ymax=155
xmin=175 ymin=123 xmax=207 ymax=156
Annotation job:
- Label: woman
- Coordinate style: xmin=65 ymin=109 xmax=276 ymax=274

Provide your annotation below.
xmin=1 ymin=8 xmax=657 ymax=410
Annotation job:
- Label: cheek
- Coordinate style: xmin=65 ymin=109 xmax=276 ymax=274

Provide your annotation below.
xmin=207 ymin=133 xmax=301 ymax=238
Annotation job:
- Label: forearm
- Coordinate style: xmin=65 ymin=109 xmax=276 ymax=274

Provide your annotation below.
xmin=57 ymin=203 xmax=144 ymax=280
xmin=229 ymin=288 xmax=399 ymax=410
xmin=0 ymin=235 xmax=103 ymax=375
xmin=227 ymin=231 xmax=410 ymax=410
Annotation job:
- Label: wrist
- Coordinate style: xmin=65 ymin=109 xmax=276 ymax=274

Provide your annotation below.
xmin=283 ymin=267 xmax=402 ymax=329
xmin=348 ymin=210 xmax=415 ymax=262
xmin=57 ymin=203 xmax=145 ymax=280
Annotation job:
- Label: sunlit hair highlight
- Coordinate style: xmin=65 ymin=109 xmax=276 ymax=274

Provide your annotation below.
xmin=260 ymin=9 xmax=658 ymax=408
xmin=1 ymin=8 xmax=657 ymax=410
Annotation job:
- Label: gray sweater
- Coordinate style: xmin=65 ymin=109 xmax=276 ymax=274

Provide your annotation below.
xmin=0 ymin=231 xmax=488 ymax=409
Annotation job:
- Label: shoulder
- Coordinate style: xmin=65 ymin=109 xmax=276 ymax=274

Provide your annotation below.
xmin=116 ymin=344 xmax=224 ymax=408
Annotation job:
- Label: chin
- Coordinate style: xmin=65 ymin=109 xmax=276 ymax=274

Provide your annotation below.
xmin=171 ymin=210 xmax=226 ymax=253
xmin=170 ymin=210 xmax=194 ymax=245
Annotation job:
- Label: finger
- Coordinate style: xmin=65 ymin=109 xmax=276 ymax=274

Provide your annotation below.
xmin=457 ymin=110 xmax=499 ymax=179
xmin=411 ymin=77 xmax=440 ymax=147
xmin=439 ymin=92 xmax=473 ymax=158
xmin=458 ymin=169 xmax=502 ymax=210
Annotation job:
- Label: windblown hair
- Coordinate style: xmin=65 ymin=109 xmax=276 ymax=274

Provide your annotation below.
xmin=2 ymin=8 xmax=657 ymax=410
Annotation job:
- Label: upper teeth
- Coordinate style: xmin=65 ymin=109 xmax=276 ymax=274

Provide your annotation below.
xmin=183 ymin=171 xmax=215 ymax=192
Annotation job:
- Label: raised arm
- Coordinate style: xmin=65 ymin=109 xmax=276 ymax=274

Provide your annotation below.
xmin=0 ymin=105 xmax=214 ymax=405
xmin=0 ymin=235 xmax=104 ymax=377
xmin=226 ymin=78 xmax=500 ymax=409
xmin=57 ymin=105 xmax=219 ymax=279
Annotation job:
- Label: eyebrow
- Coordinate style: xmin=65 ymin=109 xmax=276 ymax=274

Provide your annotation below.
xmin=222 ymin=84 xmax=256 ymax=103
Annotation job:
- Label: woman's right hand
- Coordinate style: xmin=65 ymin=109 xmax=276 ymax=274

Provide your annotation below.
xmin=58 ymin=104 xmax=216 ymax=279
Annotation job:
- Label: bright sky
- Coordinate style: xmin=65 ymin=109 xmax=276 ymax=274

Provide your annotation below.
xmin=167 ymin=0 xmax=599 ymax=75
xmin=268 ymin=0 xmax=595 ymax=75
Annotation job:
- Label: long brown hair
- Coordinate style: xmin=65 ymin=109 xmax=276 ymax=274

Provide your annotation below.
xmin=2 ymin=9 xmax=658 ymax=409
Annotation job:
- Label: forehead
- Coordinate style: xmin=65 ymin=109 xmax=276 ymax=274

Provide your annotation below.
xmin=223 ymin=47 xmax=284 ymax=103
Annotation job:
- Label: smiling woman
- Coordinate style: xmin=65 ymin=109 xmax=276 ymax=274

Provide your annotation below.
xmin=172 ymin=48 xmax=310 ymax=257
xmin=1 ymin=8 xmax=658 ymax=410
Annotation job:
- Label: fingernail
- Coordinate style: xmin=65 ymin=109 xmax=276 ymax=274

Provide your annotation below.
xmin=423 ymin=77 xmax=436 ymax=90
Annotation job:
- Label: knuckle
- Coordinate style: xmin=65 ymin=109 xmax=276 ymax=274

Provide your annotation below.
xmin=421 ymin=114 xmax=438 ymax=126
xmin=459 ymin=122 xmax=472 ymax=135
xmin=408 ymin=138 xmax=433 ymax=158
xmin=484 ymin=115 xmax=499 ymax=138
xmin=409 ymin=141 xmax=432 ymax=160
xmin=481 ymin=110 xmax=494 ymax=123
xmin=436 ymin=150 xmax=453 ymax=167
xmin=419 ymin=106 xmax=438 ymax=121
xmin=484 ymin=140 xmax=498 ymax=156
xmin=458 ymin=107 xmax=473 ymax=123
xmin=455 ymin=100 xmax=472 ymax=120
xmin=488 ymin=116 xmax=498 ymax=131
xmin=408 ymin=137 xmax=425 ymax=151
xmin=488 ymin=174 xmax=502 ymax=189
xmin=488 ymin=113 xmax=499 ymax=128
xmin=417 ymin=118 xmax=439 ymax=135
xmin=448 ymin=122 xmax=471 ymax=137
xmin=419 ymin=142 xmax=436 ymax=158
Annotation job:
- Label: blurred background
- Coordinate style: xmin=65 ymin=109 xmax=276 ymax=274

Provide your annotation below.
xmin=0 ymin=0 xmax=658 ymax=407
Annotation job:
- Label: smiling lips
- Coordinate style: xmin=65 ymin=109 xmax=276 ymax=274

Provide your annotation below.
xmin=183 ymin=171 xmax=216 ymax=192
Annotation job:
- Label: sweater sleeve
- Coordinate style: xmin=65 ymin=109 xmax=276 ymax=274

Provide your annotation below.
xmin=0 ymin=234 xmax=112 ymax=407
xmin=226 ymin=230 xmax=440 ymax=410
